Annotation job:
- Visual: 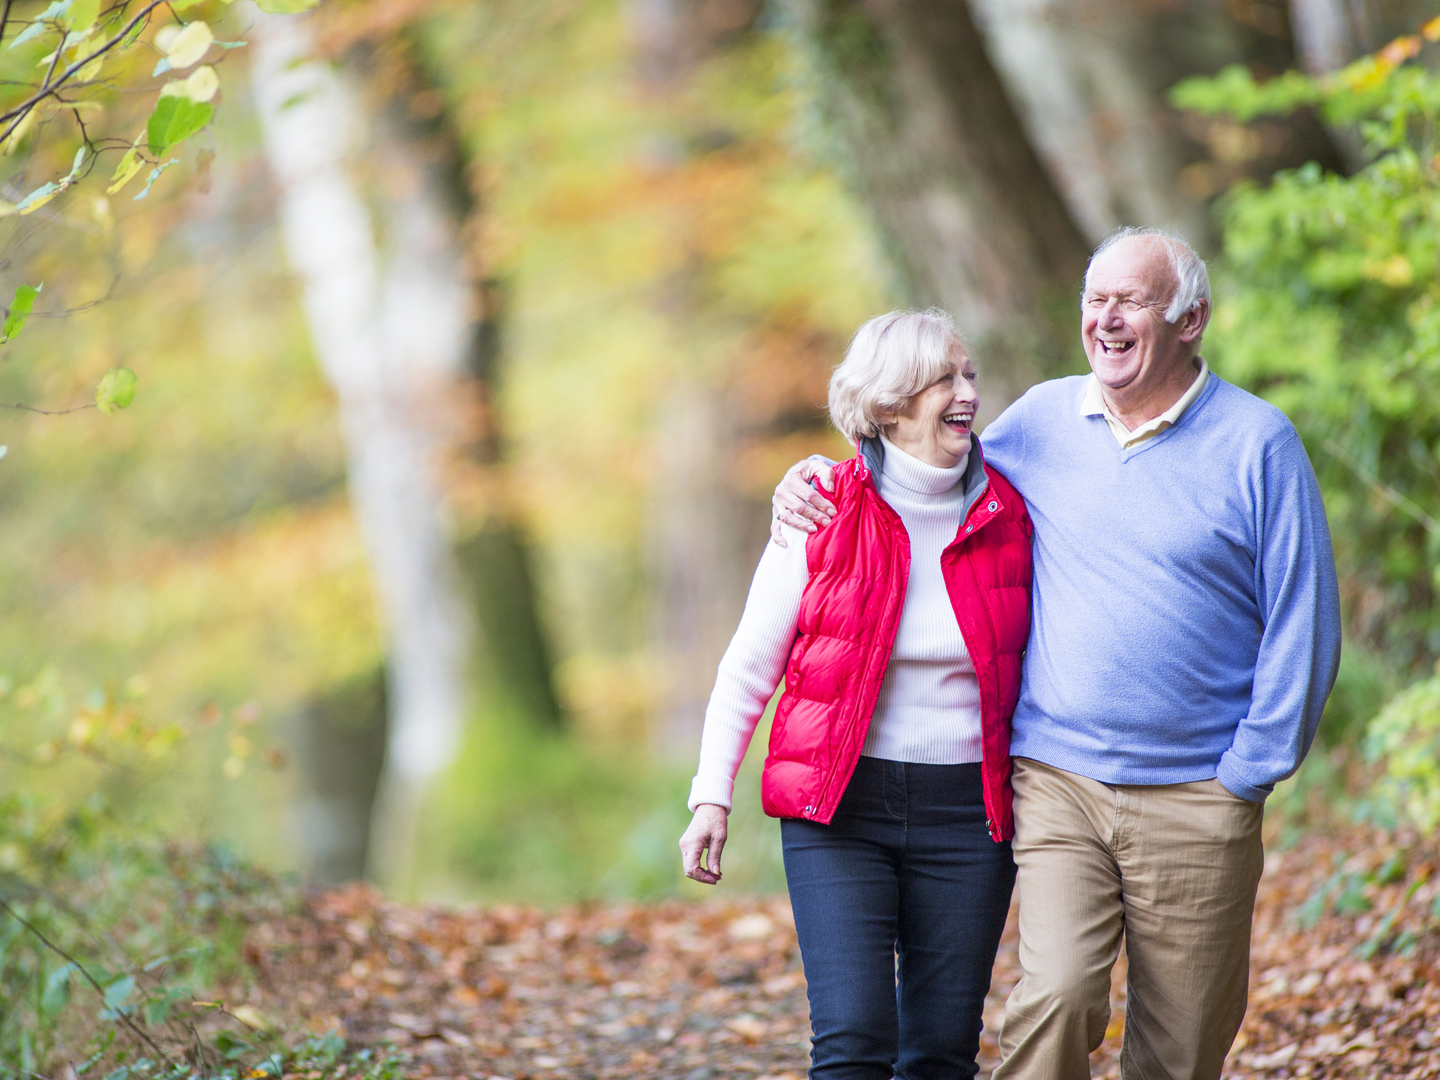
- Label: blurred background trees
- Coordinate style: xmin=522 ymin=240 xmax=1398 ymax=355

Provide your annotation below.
xmin=1 ymin=0 xmax=1439 ymax=921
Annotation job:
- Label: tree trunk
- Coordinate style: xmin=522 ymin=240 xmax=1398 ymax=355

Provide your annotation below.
xmin=287 ymin=669 xmax=388 ymax=885
xmin=782 ymin=0 xmax=1092 ymax=408
xmin=349 ymin=39 xmax=566 ymax=732
xmin=625 ymin=0 xmax=770 ymax=758
xmin=974 ymin=1 xmax=1357 ymax=232
xmin=1289 ymin=0 xmax=1360 ymax=72
xmin=251 ymin=10 xmax=476 ymax=892
xmin=966 ymin=0 xmax=1212 ymax=244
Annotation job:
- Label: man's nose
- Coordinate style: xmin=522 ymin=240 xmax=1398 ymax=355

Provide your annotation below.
xmin=1098 ymin=299 xmax=1125 ymax=327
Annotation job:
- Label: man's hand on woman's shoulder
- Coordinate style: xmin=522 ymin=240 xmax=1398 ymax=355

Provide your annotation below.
xmin=771 ymin=459 xmax=838 ymax=546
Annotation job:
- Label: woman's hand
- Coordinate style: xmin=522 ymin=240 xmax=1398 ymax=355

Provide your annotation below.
xmin=679 ymin=804 xmax=730 ymax=885
xmin=771 ymin=459 xmax=838 ymax=546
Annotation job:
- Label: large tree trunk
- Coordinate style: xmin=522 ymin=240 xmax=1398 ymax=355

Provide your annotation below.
xmin=965 ymin=0 xmax=1351 ymax=242
xmin=1289 ymin=0 xmax=1362 ymax=71
xmin=251 ymin=11 xmax=476 ymax=892
xmin=966 ymin=0 xmax=1211 ymax=244
xmin=627 ymin=0 xmax=770 ymax=758
xmin=349 ymin=38 xmax=566 ymax=733
xmin=782 ymin=0 xmax=1092 ymax=409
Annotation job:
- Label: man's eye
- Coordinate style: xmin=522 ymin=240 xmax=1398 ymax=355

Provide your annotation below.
xmin=1123 ymin=299 xmax=1143 ymax=311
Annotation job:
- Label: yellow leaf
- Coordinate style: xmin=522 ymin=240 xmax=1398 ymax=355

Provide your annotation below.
xmin=2 ymin=110 xmax=35 ymax=155
xmin=107 ymin=130 xmax=146 ymax=194
xmin=164 ymin=21 xmax=213 ymax=70
xmin=1362 ymin=254 xmax=1415 ymax=288
xmin=160 ymin=64 xmax=218 ymax=103
xmin=231 ymin=1005 xmax=270 ymax=1030
xmin=1424 ymin=16 xmax=1440 ymax=42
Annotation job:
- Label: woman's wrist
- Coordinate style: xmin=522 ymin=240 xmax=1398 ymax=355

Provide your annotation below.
xmin=687 ymin=774 xmax=735 ymax=813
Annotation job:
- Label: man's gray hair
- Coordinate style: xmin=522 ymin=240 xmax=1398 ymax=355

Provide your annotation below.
xmin=1086 ymin=226 xmax=1211 ymax=323
xmin=829 ymin=308 xmax=964 ymax=444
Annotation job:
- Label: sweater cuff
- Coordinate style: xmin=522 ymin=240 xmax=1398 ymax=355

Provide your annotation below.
xmin=1216 ymin=753 xmax=1272 ymax=803
xmin=688 ymin=774 xmax=735 ymax=813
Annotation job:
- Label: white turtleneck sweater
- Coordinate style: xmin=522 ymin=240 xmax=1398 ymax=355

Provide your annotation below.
xmin=688 ymin=436 xmax=983 ymax=812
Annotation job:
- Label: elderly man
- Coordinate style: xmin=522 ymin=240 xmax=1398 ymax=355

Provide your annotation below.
xmin=771 ymin=227 xmax=1341 ymax=1080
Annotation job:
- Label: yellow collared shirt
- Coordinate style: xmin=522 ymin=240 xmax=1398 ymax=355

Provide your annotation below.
xmin=1080 ymin=358 xmax=1210 ymax=449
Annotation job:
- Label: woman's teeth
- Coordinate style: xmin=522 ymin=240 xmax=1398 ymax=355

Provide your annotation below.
xmin=943 ymin=413 xmax=972 ymax=428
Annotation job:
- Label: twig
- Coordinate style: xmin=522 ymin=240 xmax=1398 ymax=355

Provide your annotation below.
xmin=186 ymin=1019 xmax=210 ymax=1072
xmin=1323 ymin=438 xmax=1440 ymax=534
xmin=0 ymin=895 xmax=177 ymax=1067
xmin=0 ymin=0 xmax=168 ymax=142
xmin=0 ymin=401 xmax=96 ymax=414
xmin=0 ymin=0 xmax=16 ymax=51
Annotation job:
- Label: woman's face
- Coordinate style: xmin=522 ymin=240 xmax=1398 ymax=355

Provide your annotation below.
xmin=883 ymin=345 xmax=978 ymax=468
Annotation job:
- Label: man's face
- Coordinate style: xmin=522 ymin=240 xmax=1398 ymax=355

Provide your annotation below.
xmin=1081 ymin=237 xmax=1195 ymax=393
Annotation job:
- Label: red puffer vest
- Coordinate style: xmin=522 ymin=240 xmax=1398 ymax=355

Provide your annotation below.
xmin=761 ymin=438 xmax=1033 ymax=842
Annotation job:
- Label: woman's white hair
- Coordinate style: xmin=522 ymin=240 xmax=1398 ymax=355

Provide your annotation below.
xmin=828 ymin=308 xmax=964 ymax=444
xmin=1086 ymin=226 xmax=1210 ymax=323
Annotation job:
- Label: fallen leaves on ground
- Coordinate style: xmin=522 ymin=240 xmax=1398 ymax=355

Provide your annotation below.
xmin=243 ymin=828 xmax=1440 ymax=1079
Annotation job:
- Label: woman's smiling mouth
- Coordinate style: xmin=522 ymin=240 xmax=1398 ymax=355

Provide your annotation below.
xmin=943 ymin=411 xmax=973 ymax=433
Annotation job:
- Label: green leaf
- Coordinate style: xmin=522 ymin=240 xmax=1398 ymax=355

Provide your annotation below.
xmin=102 ymin=974 xmax=135 ymax=1010
xmin=9 ymin=0 xmax=71 ymax=50
xmin=254 ymin=0 xmax=318 ymax=12
xmin=2 ymin=283 xmax=40 ymax=343
xmin=145 ymin=95 xmax=213 ymax=156
xmin=64 ymin=0 xmax=98 ymax=33
xmin=95 ymin=367 xmax=137 ymax=415
xmin=132 ymin=158 xmax=178 ymax=201
xmin=41 ymin=962 xmax=73 ymax=1016
xmin=13 ymin=181 xmax=57 ymax=213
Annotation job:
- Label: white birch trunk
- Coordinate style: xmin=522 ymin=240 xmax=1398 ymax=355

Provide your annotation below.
xmin=249 ymin=10 xmax=474 ymax=892
xmin=968 ymin=0 xmax=1209 ymax=244
xmin=1290 ymin=0 xmax=1358 ymax=72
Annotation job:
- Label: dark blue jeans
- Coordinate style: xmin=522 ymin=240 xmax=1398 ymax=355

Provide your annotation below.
xmin=782 ymin=757 xmax=1015 ymax=1080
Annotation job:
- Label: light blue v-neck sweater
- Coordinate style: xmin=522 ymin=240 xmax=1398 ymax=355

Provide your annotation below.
xmin=981 ymin=372 xmax=1341 ymax=802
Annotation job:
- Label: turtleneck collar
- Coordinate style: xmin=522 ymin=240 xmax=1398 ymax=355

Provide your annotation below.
xmin=878 ymin=433 xmax=968 ymax=496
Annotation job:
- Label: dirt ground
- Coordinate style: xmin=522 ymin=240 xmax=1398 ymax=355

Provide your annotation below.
xmin=242 ymin=827 xmax=1440 ymax=1080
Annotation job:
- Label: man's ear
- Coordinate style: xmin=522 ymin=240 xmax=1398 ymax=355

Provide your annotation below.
xmin=1178 ymin=299 xmax=1210 ymax=344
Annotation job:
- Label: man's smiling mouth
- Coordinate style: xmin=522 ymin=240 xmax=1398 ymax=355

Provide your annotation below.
xmin=1098 ymin=339 xmax=1136 ymax=355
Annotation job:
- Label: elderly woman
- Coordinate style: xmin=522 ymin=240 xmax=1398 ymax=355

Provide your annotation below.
xmin=678 ymin=308 xmax=1033 ymax=1080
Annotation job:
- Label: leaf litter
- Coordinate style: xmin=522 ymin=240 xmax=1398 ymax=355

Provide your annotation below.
xmin=242 ymin=827 xmax=1440 ymax=1079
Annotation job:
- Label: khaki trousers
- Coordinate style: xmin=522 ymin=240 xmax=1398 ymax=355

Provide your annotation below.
xmin=992 ymin=758 xmax=1265 ymax=1080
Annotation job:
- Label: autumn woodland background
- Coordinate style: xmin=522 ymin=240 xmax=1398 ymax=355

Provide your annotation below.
xmin=3 ymin=0 xmax=1440 ymax=1077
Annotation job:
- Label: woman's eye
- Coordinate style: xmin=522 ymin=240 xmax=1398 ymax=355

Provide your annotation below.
xmin=964 ymin=372 xmax=977 ymax=383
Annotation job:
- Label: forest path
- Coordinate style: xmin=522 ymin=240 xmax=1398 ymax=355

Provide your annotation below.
xmin=245 ymin=830 xmax=1440 ymax=1080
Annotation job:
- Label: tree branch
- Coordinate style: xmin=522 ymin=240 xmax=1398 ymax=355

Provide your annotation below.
xmin=0 ymin=0 xmax=168 ymax=142
xmin=0 ymin=401 xmax=95 ymax=414
xmin=1323 ymin=438 xmax=1440 ymax=534
xmin=0 ymin=0 xmax=17 ymax=51
xmin=0 ymin=895 xmax=175 ymax=1066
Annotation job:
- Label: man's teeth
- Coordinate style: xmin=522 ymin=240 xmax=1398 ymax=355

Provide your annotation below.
xmin=1100 ymin=340 xmax=1134 ymax=353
